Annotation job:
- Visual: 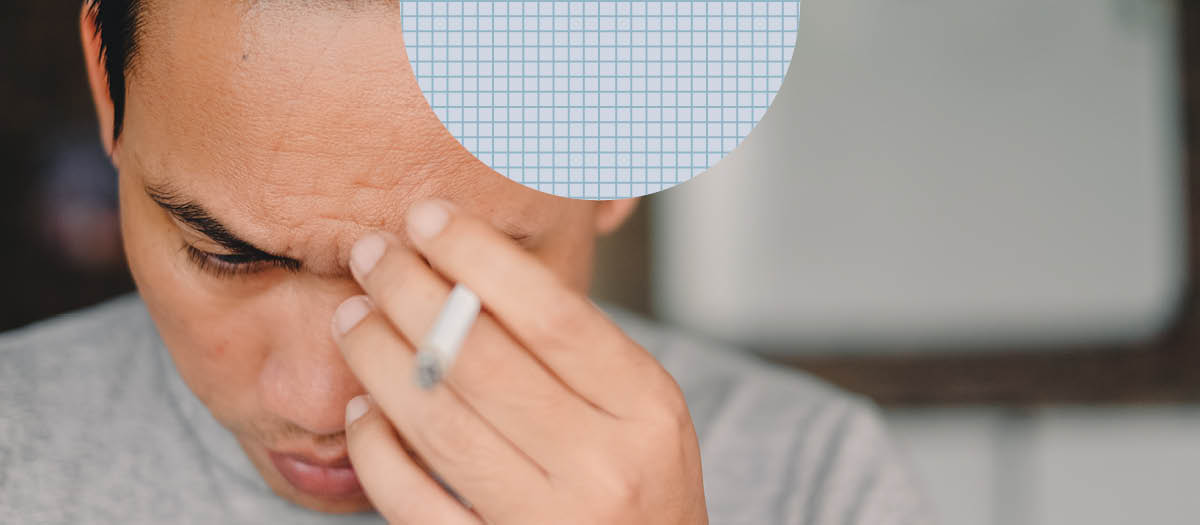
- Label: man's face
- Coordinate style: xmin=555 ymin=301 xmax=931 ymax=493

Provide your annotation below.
xmin=97 ymin=2 xmax=627 ymax=513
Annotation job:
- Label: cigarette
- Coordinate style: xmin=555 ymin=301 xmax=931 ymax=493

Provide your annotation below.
xmin=414 ymin=284 xmax=481 ymax=390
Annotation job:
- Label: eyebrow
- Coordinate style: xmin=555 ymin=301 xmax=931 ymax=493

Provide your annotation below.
xmin=145 ymin=183 xmax=302 ymax=267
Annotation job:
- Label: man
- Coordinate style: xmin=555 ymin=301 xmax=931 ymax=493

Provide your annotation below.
xmin=0 ymin=1 xmax=931 ymax=523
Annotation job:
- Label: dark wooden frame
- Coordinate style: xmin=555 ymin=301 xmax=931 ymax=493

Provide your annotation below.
xmin=771 ymin=2 xmax=1200 ymax=406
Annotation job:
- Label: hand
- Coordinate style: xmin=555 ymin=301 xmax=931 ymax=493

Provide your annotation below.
xmin=331 ymin=199 xmax=708 ymax=524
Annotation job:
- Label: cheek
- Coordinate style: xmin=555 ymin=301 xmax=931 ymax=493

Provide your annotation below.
xmin=531 ymin=210 xmax=598 ymax=293
xmin=138 ymin=275 xmax=278 ymax=417
xmin=118 ymin=175 xmax=272 ymax=411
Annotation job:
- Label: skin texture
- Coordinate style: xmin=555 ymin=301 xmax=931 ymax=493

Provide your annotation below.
xmin=336 ymin=202 xmax=707 ymax=524
xmin=80 ymin=1 xmax=704 ymax=521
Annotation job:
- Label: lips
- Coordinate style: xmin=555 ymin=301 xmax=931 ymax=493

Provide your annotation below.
xmin=267 ymin=450 xmax=362 ymax=499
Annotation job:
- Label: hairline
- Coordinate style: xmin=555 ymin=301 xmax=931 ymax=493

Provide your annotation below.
xmin=87 ymin=0 xmax=396 ymax=143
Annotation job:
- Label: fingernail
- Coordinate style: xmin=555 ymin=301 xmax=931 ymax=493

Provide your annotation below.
xmin=332 ymin=296 xmax=372 ymax=338
xmin=350 ymin=233 xmax=388 ymax=280
xmin=345 ymin=395 xmax=370 ymax=426
xmin=406 ymin=200 xmax=452 ymax=241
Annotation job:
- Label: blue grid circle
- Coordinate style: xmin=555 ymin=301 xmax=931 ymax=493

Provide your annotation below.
xmin=401 ymin=1 xmax=801 ymax=199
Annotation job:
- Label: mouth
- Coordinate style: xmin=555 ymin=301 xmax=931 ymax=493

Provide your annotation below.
xmin=267 ymin=449 xmax=363 ymax=500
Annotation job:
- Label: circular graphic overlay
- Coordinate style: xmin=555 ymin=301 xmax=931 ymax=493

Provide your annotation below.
xmin=401 ymin=1 xmax=801 ymax=199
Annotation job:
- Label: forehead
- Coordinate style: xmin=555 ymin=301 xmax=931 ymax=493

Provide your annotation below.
xmin=122 ymin=1 xmax=560 ymax=270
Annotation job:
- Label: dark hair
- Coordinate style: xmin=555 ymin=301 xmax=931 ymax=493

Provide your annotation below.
xmin=85 ymin=0 xmax=142 ymax=141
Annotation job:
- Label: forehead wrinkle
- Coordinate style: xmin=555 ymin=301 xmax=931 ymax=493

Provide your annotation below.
xmin=123 ymin=2 xmax=571 ymax=277
xmin=242 ymin=169 xmax=449 ymax=275
xmin=137 ymin=1 xmax=456 ymax=181
xmin=250 ymin=163 xmax=427 ymax=228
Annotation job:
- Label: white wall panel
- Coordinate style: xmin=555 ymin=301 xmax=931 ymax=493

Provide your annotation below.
xmin=653 ymin=0 xmax=1184 ymax=352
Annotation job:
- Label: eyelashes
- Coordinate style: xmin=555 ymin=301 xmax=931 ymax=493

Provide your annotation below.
xmin=183 ymin=244 xmax=300 ymax=278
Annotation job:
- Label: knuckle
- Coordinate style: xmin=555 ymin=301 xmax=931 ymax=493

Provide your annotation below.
xmin=345 ymin=406 xmax=384 ymax=444
xmin=525 ymin=292 xmax=593 ymax=348
xmin=439 ymin=216 xmax=487 ymax=259
xmin=629 ymin=389 xmax=694 ymax=457
xmin=338 ymin=311 xmax=387 ymax=359
xmin=587 ymin=467 xmax=643 ymax=521
xmin=451 ymin=339 xmax=519 ymax=398
xmin=363 ymin=248 xmax=417 ymax=295
xmin=638 ymin=375 xmax=691 ymax=427
xmin=345 ymin=411 xmax=390 ymax=464
xmin=411 ymin=402 xmax=482 ymax=466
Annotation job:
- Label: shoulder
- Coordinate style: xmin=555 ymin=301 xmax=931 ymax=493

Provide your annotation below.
xmin=0 ymin=292 xmax=162 ymax=424
xmin=602 ymin=303 xmax=934 ymax=525
xmin=0 ymin=295 xmax=172 ymax=520
xmin=0 ymin=293 xmax=153 ymax=358
xmin=0 ymin=294 xmax=156 ymax=393
xmin=601 ymin=301 xmax=861 ymax=425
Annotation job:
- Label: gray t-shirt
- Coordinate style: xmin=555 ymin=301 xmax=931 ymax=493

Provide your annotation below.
xmin=0 ymin=294 xmax=932 ymax=524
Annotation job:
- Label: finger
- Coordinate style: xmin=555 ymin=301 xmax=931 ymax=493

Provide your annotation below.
xmin=349 ymin=232 xmax=609 ymax=470
xmin=344 ymin=395 xmax=481 ymax=525
xmin=401 ymin=200 xmax=672 ymax=416
xmin=332 ymin=296 xmax=552 ymax=521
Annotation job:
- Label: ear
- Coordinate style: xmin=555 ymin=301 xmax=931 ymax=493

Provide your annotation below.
xmin=80 ymin=2 xmax=118 ymax=164
xmin=593 ymin=198 xmax=640 ymax=236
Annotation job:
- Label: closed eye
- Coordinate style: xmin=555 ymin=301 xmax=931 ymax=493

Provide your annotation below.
xmin=184 ymin=244 xmax=301 ymax=278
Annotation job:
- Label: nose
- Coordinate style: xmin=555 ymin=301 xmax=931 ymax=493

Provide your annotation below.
xmin=258 ymin=286 xmax=366 ymax=436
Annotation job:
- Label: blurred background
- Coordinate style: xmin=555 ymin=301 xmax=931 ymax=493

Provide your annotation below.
xmin=5 ymin=1 xmax=1199 ymax=524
